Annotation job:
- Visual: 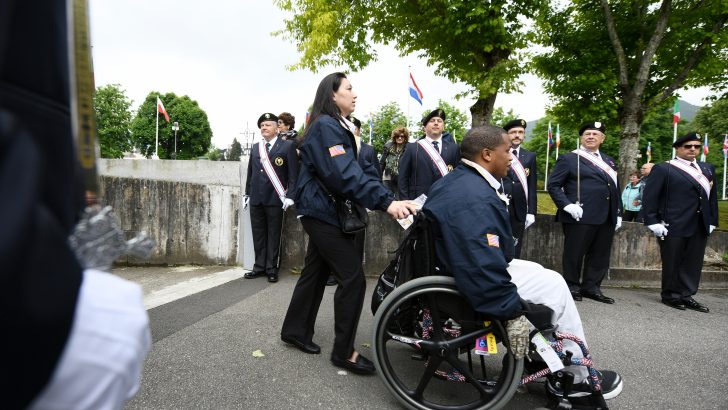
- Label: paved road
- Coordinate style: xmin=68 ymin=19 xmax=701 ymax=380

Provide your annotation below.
xmin=117 ymin=266 xmax=728 ymax=410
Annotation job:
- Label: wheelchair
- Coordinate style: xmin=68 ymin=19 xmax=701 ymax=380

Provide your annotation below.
xmin=371 ymin=275 xmax=609 ymax=410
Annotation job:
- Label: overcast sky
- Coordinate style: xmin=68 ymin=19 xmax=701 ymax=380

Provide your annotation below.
xmin=89 ymin=0 xmax=711 ymax=149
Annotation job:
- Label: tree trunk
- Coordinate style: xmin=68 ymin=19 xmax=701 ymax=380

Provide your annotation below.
xmin=617 ymin=99 xmax=644 ymax=188
xmin=470 ymin=93 xmax=498 ymax=127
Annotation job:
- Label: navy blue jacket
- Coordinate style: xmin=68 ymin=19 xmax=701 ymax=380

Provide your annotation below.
xmin=642 ymin=161 xmax=718 ymax=237
xmin=295 ymin=115 xmax=394 ymax=227
xmin=502 ymin=148 xmax=537 ymax=221
xmin=398 ymin=137 xmax=460 ymax=200
xmin=359 ymin=141 xmax=380 ymax=177
xmin=245 ymin=138 xmax=299 ymax=206
xmin=424 ymin=163 xmax=523 ymax=320
xmin=547 ymin=151 xmax=622 ymax=225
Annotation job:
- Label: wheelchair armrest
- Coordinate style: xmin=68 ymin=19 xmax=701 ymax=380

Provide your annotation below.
xmin=523 ymin=302 xmax=554 ymax=331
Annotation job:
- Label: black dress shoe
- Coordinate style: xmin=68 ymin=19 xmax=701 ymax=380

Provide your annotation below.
xmin=281 ymin=336 xmax=321 ymax=354
xmin=570 ymin=291 xmax=582 ymax=301
xmin=682 ymin=298 xmax=709 ymax=313
xmin=581 ymin=291 xmax=615 ymax=304
xmin=331 ymin=353 xmax=376 ymax=375
xmin=244 ymin=271 xmax=265 ymax=279
xmin=662 ymin=299 xmax=686 ymax=310
xmin=326 ymin=275 xmax=337 ymax=286
xmin=267 ymin=274 xmax=278 ymax=283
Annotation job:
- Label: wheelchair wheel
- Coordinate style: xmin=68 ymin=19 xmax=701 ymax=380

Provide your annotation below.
xmin=372 ymin=276 xmax=524 ymax=410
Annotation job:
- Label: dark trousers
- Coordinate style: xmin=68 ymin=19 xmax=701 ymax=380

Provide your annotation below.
xmin=281 ymin=217 xmax=366 ymax=360
xmin=659 ymin=230 xmax=707 ymax=301
xmin=561 ymin=222 xmax=615 ymax=293
xmin=623 ymin=210 xmax=639 ymax=222
xmin=510 ymin=213 xmax=525 ymax=259
xmin=250 ymin=205 xmax=284 ymax=275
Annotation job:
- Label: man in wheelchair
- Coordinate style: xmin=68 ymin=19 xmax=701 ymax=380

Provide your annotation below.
xmin=421 ymin=125 xmax=623 ymax=404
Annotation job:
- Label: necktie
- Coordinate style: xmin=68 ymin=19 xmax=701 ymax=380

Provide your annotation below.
xmin=432 ymin=141 xmax=439 ymax=153
xmin=690 ymin=163 xmax=697 ymax=169
xmin=265 ymin=142 xmax=271 ymax=152
xmin=512 ymin=149 xmax=517 ymax=157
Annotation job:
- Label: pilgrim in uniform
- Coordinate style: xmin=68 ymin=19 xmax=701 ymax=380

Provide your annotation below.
xmin=547 ymin=122 xmax=622 ymax=304
xmin=501 ymin=119 xmax=537 ymax=258
xmin=398 ymin=108 xmax=460 ymax=200
xmin=642 ymin=132 xmax=717 ymax=312
xmin=244 ymin=113 xmax=299 ymax=282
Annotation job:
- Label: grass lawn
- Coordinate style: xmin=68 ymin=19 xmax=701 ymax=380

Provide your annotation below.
xmin=535 ymin=191 xmax=728 ymax=231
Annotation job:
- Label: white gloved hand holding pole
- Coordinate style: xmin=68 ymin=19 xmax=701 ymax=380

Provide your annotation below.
xmin=524 ymin=214 xmax=535 ymax=230
xmin=243 ymin=195 xmax=250 ymax=211
xmin=282 ymin=198 xmax=294 ymax=211
xmin=648 ymin=223 xmax=668 ymax=238
xmin=615 ymin=216 xmax=622 ymax=231
xmin=563 ymin=203 xmax=583 ymax=220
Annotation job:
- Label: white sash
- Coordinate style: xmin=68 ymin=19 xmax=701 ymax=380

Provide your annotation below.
xmin=258 ymin=141 xmax=287 ymax=203
xmin=510 ymin=155 xmax=529 ymax=204
xmin=417 ymin=139 xmax=449 ymax=177
xmin=668 ymin=160 xmax=711 ymax=198
xmin=573 ymin=149 xmax=618 ymax=185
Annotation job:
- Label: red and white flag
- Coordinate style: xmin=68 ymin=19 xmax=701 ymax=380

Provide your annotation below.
xmin=157 ymin=97 xmax=170 ymax=122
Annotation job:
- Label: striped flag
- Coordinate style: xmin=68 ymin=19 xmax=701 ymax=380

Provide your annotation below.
xmin=408 ymin=71 xmax=423 ymax=105
xmin=555 ymin=124 xmax=561 ymax=148
xmin=547 ymin=122 xmax=553 ymax=148
xmin=722 ymin=135 xmax=728 ymax=159
xmin=157 ymin=97 xmax=170 ymax=122
xmin=646 ymin=142 xmax=652 ymax=163
xmin=673 ymin=100 xmax=680 ymax=125
xmin=703 ymin=133 xmax=710 ymax=158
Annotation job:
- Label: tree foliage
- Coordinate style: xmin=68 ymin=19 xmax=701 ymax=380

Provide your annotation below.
xmin=94 ymin=84 xmax=133 ymax=158
xmin=228 ymin=138 xmax=242 ymax=161
xmin=274 ymin=0 xmax=546 ymax=125
xmin=490 ymin=107 xmax=519 ymax=129
xmin=361 ymin=102 xmax=409 ymax=152
xmin=692 ymin=97 xmax=728 ymax=180
xmin=130 ymin=92 xmax=212 ymax=159
xmin=534 ymin=0 xmax=728 ymax=186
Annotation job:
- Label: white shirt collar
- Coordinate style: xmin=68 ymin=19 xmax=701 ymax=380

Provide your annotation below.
xmin=673 ymin=156 xmax=698 ymax=167
xmin=263 ymin=136 xmax=278 ymax=147
xmin=462 ymin=158 xmax=501 ymax=191
xmin=511 ymin=146 xmax=520 ymax=156
xmin=580 ymin=145 xmax=600 ymax=157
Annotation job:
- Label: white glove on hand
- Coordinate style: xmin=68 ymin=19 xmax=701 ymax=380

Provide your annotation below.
xmin=243 ymin=195 xmax=250 ymax=211
xmin=648 ymin=223 xmax=668 ymax=237
xmin=709 ymin=225 xmax=716 ymax=234
xmin=282 ymin=198 xmax=294 ymax=211
xmin=563 ymin=203 xmax=583 ymax=220
xmin=524 ymin=214 xmax=535 ymax=230
xmin=506 ymin=315 xmax=530 ymax=359
xmin=615 ymin=216 xmax=622 ymax=231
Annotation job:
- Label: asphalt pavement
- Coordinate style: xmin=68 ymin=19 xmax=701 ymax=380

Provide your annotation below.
xmin=116 ymin=266 xmax=728 ymax=410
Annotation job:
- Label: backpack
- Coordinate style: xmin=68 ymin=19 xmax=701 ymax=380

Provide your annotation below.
xmin=370 ymin=213 xmax=437 ymax=315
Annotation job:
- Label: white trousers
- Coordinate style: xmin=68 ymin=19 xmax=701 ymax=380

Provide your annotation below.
xmin=29 ymin=269 xmax=151 ymax=410
xmin=508 ymin=259 xmax=589 ymax=380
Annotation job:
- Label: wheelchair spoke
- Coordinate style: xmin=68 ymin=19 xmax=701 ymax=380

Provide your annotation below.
xmin=445 ymin=356 xmax=496 ymax=398
xmin=412 ymin=355 xmax=443 ymax=399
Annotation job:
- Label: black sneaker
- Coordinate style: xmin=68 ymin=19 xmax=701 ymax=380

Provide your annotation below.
xmin=547 ymin=370 xmax=623 ymax=400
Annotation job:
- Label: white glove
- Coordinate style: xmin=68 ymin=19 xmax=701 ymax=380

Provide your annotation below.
xmin=615 ymin=216 xmax=622 ymax=231
xmin=648 ymin=223 xmax=668 ymax=238
xmin=243 ymin=195 xmax=250 ymax=211
xmin=524 ymin=214 xmax=535 ymax=230
xmin=709 ymin=225 xmax=716 ymax=234
xmin=563 ymin=203 xmax=583 ymax=220
xmin=282 ymin=198 xmax=294 ymax=211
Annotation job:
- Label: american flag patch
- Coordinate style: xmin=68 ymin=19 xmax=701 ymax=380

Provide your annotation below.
xmin=328 ymin=144 xmax=346 ymax=157
xmin=486 ymin=234 xmax=500 ymax=248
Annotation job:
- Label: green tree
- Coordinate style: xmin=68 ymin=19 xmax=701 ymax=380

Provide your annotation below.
xmin=206 ymin=147 xmax=222 ymax=161
xmin=228 ymin=138 xmax=242 ymax=161
xmin=94 ymin=84 xmax=132 ymax=158
xmin=275 ymin=0 xmax=546 ymax=125
xmin=130 ymin=92 xmax=212 ymax=159
xmin=534 ymin=0 xmax=728 ymax=186
xmin=692 ymin=96 xmax=728 ymax=181
xmin=420 ymin=100 xmax=470 ymax=143
xmin=491 ymin=107 xmax=519 ymax=128
xmin=365 ymin=102 xmax=409 ymax=152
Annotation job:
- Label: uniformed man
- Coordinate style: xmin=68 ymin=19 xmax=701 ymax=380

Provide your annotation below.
xmin=398 ymin=108 xmax=460 ymax=200
xmin=244 ymin=113 xmax=299 ymax=283
xmin=642 ymin=132 xmax=717 ymax=312
xmin=547 ymin=122 xmax=622 ymax=304
xmin=423 ymin=125 xmax=623 ymax=400
xmin=501 ymin=119 xmax=537 ymax=258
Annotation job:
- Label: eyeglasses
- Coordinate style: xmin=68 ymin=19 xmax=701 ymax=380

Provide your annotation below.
xmin=681 ymin=144 xmax=702 ymax=149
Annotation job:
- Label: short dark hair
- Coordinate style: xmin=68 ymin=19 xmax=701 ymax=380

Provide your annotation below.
xmin=278 ymin=112 xmax=295 ymax=129
xmin=460 ymin=125 xmax=507 ymax=161
xmin=629 ymin=171 xmax=639 ymax=178
xmin=305 ymin=72 xmax=347 ymax=134
xmin=390 ymin=127 xmax=409 ymax=145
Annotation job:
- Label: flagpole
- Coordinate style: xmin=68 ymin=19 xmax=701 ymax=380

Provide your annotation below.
xmin=723 ymin=134 xmax=727 ymax=200
xmin=155 ymin=101 xmax=159 ymax=159
xmin=544 ymin=123 xmax=551 ymax=188
xmin=407 ymin=66 xmax=411 ymax=129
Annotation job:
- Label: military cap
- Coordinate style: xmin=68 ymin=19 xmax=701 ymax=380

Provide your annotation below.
xmin=673 ymin=132 xmax=701 ymax=148
xmin=421 ymin=108 xmax=446 ymax=126
xmin=257 ymin=113 xmax=278 ymax=128
xmin=503 ymin=119 xmax=527 ymax=132
xmin=351 ymin=117 xmax=362 ymax=129
xmin=579 ymin=121 xmax=605 ymax=135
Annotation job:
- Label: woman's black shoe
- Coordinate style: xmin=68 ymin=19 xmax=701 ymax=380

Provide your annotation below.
xmin=331 ymin=353 xmax=375 ymax=375
xmin=281 ymin=336 xmax=321 ymax=354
